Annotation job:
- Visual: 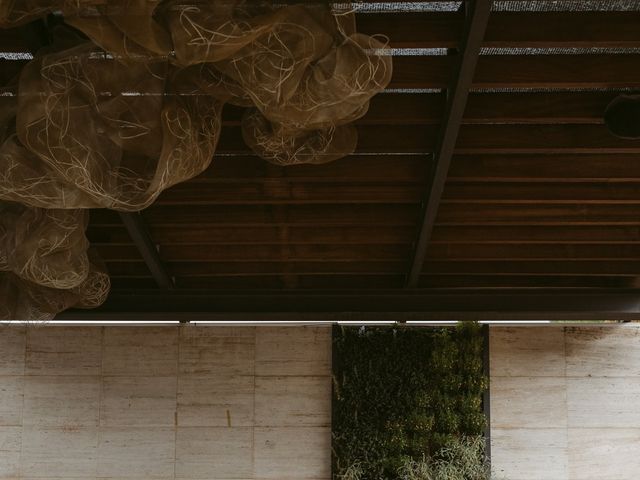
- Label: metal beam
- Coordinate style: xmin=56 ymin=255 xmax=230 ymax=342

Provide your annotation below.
xmin=406 ymin=0 xmax=493 ymax=287
xmin=57 ymin=289 xmax=640 ymax=321
xmin=118 ymin=212 xmax=174 ymax=289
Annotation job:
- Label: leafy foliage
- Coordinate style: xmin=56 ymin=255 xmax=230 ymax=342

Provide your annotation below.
xmin=398 ymin=436 xmax=490 ymax=480
xmin=332 ymin=323 xmax=488 ymax=479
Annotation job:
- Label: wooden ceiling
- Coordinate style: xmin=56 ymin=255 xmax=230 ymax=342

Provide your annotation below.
xmin=4 ymin=0 xmax=640 ymax=319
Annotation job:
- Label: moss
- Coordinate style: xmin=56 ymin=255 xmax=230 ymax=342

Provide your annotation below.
xmin=332 ymin=322 xmax=488 ymax=480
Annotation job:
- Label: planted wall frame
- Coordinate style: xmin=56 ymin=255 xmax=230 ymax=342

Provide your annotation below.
xmin=332 ymin=323 xmax=489 ymax=480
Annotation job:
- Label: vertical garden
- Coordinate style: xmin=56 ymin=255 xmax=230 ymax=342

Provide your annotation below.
xmin=332 ymin=323 xmax=489 ymax=480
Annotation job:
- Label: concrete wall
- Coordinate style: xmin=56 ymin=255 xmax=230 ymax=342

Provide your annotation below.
xmin=490 ymin=325 xmax=640 ymax=480
xmin=0 ymin=326 xmax=332 ymax=480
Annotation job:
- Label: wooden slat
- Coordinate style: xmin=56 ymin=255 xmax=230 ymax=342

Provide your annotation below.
xmin=213 ymin=124 xmax=640 ymax=155
xmin=427 ymin=243 xmax=640 ymax=260
xmin=461 ymin=92 xmax=621 ymax=125
xmin=436 ymin=204 xmax=640 ymax=224
xmin=109 ymin=275 xmax=405 ymax=290
xmin=449 ymin=154 xmax=640 ymax=181
xmin=87 ymin=225 xmax=416 ymax=245
xmin=97 ymin=242 xmax=640 ymax=262
xmin=441 ymin=182 xmax=640 ymax=204
xmin=181 ymin=152 xmax=640 ymax=185
xmin=486 ymin=12 xmax=640 ymax=49
xmin=471 ymin=54 xmax=640 ymax=89
xmin=454 ymin=125 xmax=640 ymax=154
xmin=59 ymin=288 xmax=640 ymax=321
xmin=157 ymin=182 xmax=426 ymax=205
xmin=420 ymin=260 xmax=640 ymax=275
xmin=91 ymin=204 xmax=420 ymax=226
xmin=431 ymin=225 xmax=640 ymax=243
xmin=216 ymin=124 xmax=438 ymax=154
xmin=417 ymin=275 xmax=633 ymax=289
xmin=103 ymin=258 xmax=640 ymax=276
xmin=389 ymin=55 xmax=640 ymax=89
xmin=97 ymin=244 xmax=411 ymax=262
xmin=106 ymin=260 xmax=407 ymax=276
xmin=361 ymin=91 xmax=621 ymax=125
xmin=196 ymin=154 xmax=430 ymax=181
xmin=223 ymin=90 xmax=621 ymax=127
xmin=357 ymin=12 xmax=640 ymax=49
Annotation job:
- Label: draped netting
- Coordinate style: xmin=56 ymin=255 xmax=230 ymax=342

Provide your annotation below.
xmin=0 ymin=264 xmax=110 ymax=320
xmin=0 ymin=41 xmax=222 ymax=210
xmin=0 ymin=0 xmax=392 ymax=319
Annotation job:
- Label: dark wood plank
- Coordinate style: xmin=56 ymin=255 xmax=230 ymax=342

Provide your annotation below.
xmin=126 ymin=274 xmax=406 ymax=290
xmin=102 ymin=258 xmax=640 ymax=277
xmin=421 ymin=260 xmax=640 ymax=275
xmin=90 ymin=204 xmax=420 ymax=226
xmin=462 ymin=92 xmax=619 ymax=125
xmin=225 ymin=91 xmax=620 ymax=127
xmin=58 ymin=288 xmax=640 ymax=321
xmin=357 ymin=12 xmax=640 ymax=48
xmin=484 ymin=12 xmax=640 ymax=48
xmin=437 ymin=204 xmax=640 ymax=224
xmin=88 ymin=224 xmax=416 ymax=245
xmin=427 ymin=243 xmax=640 ymax=260
xmin=431 ymin=225 xmax=640 ymax=243
xmin=471 ymin=54 xmax=640 ymax=89
xmin=106 ymin=260 xmax=407 ymax=276
xmin=98 ymin=243 xmax=411 ymax=262
xmin=454 ymin=125 xmax=640 ymax=154
xmin=449 ymin=154 xmax=640 ymax=180
xmin=216 ymin=124 xmax=439 ymax=154
xmin=197 ymin=154 xmax=431 ymax=181
xmin=214 ymin=124 xmax=640 ymax=155
xmin=97 ymin=242 xmax=640 ymax=262
xmin=418 ymin=275 xmax=633 ymax=289
xmin=389 ymin=55 xmax=640 ymax=89
xmin=441 ymin=182 xmax=640 ymax=204
xmin=157 ymin=182 xmax=426 ymax=205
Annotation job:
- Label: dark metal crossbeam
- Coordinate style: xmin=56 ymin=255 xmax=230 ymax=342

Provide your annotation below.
xmin=119 ymin=212 xmax=174 ymax=289
xmin=406 ymin=0 xmax=493 ymax=287
xmin=57 ymin=289 xmax=640 ymax=321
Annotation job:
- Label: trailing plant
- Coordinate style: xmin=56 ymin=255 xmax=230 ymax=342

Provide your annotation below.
xmin=397 ymin=436 xmax=490 ymax=480
xmin=332 ymin=323 xmax=488 ymax=479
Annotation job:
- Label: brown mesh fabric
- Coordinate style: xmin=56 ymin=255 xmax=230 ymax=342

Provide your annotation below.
xmin=0 ymin=262 xmax=110 ymax=320
xmin=165 ymin=1 xmax=392 ymax=164
xmin=0 ymin=202 xmax=90 ymax=290
xmin=0 ymin=1 xmax=392 ymax=318
xmin=0 ymin=42 xmax=221 ymax=210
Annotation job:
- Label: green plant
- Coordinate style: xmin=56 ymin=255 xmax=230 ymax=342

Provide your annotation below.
xmin=398 ymin=436 xmax=490 ymax=480
xmin=332 ymin=323 xmax=488 ymax=479
xmin=338 ymin=462 xmax=365 ymax=480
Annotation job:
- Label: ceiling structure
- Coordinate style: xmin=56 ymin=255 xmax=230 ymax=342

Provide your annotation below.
xmin=4 ymin=0 xmax=640 ymax=320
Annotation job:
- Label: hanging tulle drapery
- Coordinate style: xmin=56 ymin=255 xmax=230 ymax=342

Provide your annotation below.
xmin=0 ymin=0 xmax=392 ymax=319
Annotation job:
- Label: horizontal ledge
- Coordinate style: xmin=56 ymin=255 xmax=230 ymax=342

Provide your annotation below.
xmin=56 ymin=289 xmax=640 ymax=321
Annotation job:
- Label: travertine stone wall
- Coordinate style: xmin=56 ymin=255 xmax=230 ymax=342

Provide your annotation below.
xmin=490 ymin=325 xmax=640 ymax=480
xmin=0 ymin=326 xmax=332 ymax=480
